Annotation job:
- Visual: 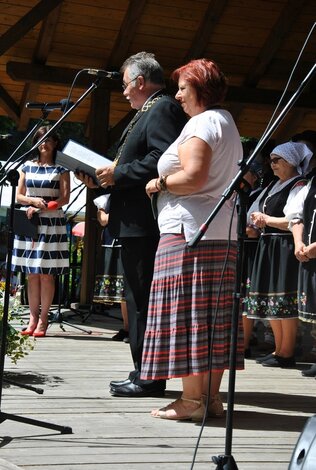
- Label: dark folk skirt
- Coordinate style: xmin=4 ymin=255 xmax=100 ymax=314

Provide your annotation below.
xmin=245 ymin=234 xmax=299 ymax=320
xmin=93 ymin=239 xmax=125 ymax=304
xmin=141 ymin=234 xmax=244 ymax=380
xmin=298 ymin=258 xmax=316 ymax=323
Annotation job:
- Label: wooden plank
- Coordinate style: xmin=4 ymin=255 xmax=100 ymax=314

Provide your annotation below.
xmin=185 ymin=0 xmax=229 ymax=61
xmin=107 ymin=0 xmax=147 ymax=68
xmin=0 ymin=307 xmax=314 ymax=470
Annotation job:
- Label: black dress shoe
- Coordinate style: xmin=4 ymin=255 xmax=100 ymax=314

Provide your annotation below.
xmin=301 ymin=363 xmax=316 ymax=377
xmin=109 ymin=382 xmax=165 ymax=397
xmin=244 ymin=348 xmax=251 ymax=359
xmin=255 ymin=353 xmax=274 ymax=364
xmin=277 ymin=356 xmax=296 ymax=368
xmin=112 ymin=329 xmax=129 ymax=341
xmin=110 ymin=378 xmax=131 ymax=388
xmin=262 ymin=355 xmax=296 ymax=368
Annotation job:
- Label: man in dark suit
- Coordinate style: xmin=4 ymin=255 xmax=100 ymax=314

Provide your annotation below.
xmin=84 ymin=52 xmax=187 ymax=397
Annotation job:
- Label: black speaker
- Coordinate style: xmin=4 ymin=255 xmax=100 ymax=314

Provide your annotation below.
xmin=289 ymin=415 xmax=316 ymax=469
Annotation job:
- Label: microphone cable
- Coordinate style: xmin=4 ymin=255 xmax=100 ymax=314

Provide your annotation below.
xmin=256 ymin=21 xmax=316 ymax=152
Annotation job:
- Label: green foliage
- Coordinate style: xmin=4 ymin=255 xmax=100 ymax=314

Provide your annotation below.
xmin=0 ymin=284 xmax=35 ymax=365
xmin=0 ymin=116 xmax=16 ymax=133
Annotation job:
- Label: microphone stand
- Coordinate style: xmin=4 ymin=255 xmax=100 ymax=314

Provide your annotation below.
xmin=0 ymin=110 xmax=51 ymax=175
xmin=187 ymin=64 xmax=316 ymax=470
xmin=0 ymin=77 xmax=103 ymax=433
xmin=1 ymin=77 xmax=103 ymax=178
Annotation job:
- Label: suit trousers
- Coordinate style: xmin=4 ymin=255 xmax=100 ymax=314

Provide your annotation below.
xmin=120 ymin=235 xmax=165 ymax=389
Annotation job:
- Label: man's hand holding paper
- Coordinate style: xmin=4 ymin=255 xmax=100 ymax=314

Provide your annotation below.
xmin=75 ymin=171 xmax=98 ymax=188
xmin=95 ymin=165 xmax=115 ymax=188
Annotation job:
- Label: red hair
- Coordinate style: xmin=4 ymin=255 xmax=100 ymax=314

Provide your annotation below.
xmin=171 ymin=59 xmax=228 ymax=107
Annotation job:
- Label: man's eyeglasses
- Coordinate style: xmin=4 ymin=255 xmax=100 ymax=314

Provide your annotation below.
xmin=122 ymin=76 xmax=138 ymax=91
xmin=270 ymin=157 xmax=282 ymax=165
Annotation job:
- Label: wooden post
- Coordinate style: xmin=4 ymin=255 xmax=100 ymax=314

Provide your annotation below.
xmin=79 ymin=84 xmax=110 ymax=305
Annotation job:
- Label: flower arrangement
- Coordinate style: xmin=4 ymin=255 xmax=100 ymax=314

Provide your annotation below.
xmin=0 ymin=281 xmax=35 ymax=364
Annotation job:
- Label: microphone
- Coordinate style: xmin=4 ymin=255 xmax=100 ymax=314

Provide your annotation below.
xmin=26 ymin=99 xmax=73 ymax=111
xmin=86 ymin=69 xmax=121 ymax=80
xmin=34 ymin=201 xmax=59 ymax=213
xmin=47 ymin=201 xmax=58 ymax=210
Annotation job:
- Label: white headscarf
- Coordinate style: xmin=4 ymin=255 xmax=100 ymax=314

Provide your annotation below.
xmin=271 ymin=141 xmax=313 ymax=175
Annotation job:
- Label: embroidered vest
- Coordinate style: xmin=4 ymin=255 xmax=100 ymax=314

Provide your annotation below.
xmin=259 ymin=176 xmax=306 ymax=234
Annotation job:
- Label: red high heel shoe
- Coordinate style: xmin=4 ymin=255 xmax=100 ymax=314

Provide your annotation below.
xmin=33 ymin=324 xmax=47 ymax=337
xmin=33 ymin=328 xmax=47 ymax=338
xmin=20 ymin=326 xmax=36 ymax=336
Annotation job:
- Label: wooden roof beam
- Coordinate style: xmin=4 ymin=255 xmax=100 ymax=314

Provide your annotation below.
xmin=83 ymin=0 xmax=147 ymax=140
xmin=7 ymin=62 xmax=122 ymax=91
xmin=79 ymin=0 xmax=147 ymax=140
xmin=0 ymin=0 xmax=64 ymax=57
xmin=19 ymin=4 xmax=64 ymax=130
xmin=107 ymin=0 xmax=148 ymax=68
xmin=244 ymin=0 xmax=309 ymax=87
xmin=273 ymin=109 xmax=308 ymax=142
xmin=184 ymin=0 xmax=229 ymax=61
xmin=0 ymin=0 xmax=64 ymax=126
xmin=7 ymin=61 xmax=315 ymax=109
xmin=0 ymin=85 xmax=20 ymax=122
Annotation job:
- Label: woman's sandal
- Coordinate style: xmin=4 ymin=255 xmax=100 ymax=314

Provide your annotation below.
xmin=202 ymin=393 xmax=225 ymax=418
xmin=151 ymin=397 xmax=206 ymax=421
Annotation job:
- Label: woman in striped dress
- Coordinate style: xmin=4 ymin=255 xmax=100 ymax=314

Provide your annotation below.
xmin=12 ymin=126 xmax=70 ymax=337
xmin=142 ymin=59 xmax=244 ymax=421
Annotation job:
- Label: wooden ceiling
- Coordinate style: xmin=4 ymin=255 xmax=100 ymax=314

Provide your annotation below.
xmin=0 ymin=0 xmax=315 ymax=143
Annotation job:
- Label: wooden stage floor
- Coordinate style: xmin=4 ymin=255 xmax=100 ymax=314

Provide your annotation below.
xmin=0 ymin=306 xmax=315 ymax=470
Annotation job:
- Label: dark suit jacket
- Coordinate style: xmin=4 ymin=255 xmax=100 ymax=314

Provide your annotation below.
xmin=107 ymin=93 xmax=187 ymax=238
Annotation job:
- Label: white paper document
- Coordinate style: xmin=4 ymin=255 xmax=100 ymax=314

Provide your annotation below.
xmin=56 ymin=139 xmax=112 ymax=183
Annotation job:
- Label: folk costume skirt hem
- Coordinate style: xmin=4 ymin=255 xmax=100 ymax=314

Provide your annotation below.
xmin=245 ymin=234 xmax=299 ymax=320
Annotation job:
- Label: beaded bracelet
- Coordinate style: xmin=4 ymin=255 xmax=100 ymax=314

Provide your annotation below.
xmin=159 ymin=175 xmax=168 ymax=191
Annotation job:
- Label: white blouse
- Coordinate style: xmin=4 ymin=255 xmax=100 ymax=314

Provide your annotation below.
xmin=157 ymin=109 xmax=243 ymax=241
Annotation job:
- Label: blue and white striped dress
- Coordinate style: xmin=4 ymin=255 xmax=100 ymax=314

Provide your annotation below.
xmin=11 ymin=161 xmax=69 ymax=275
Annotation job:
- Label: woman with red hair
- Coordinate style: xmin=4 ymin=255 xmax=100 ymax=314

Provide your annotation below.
xmin=142 ymin=59 xmax=244 ymax=421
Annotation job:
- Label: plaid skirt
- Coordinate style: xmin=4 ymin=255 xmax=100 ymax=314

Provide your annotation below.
xmin=141 ymin=234 xmax=244 ymax=380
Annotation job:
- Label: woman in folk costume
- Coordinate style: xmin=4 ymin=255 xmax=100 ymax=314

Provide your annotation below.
xmin=245 ymin=141 xmax=312 ymax=368
xmin=285 ymin=165 xmax=316 ymax=377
